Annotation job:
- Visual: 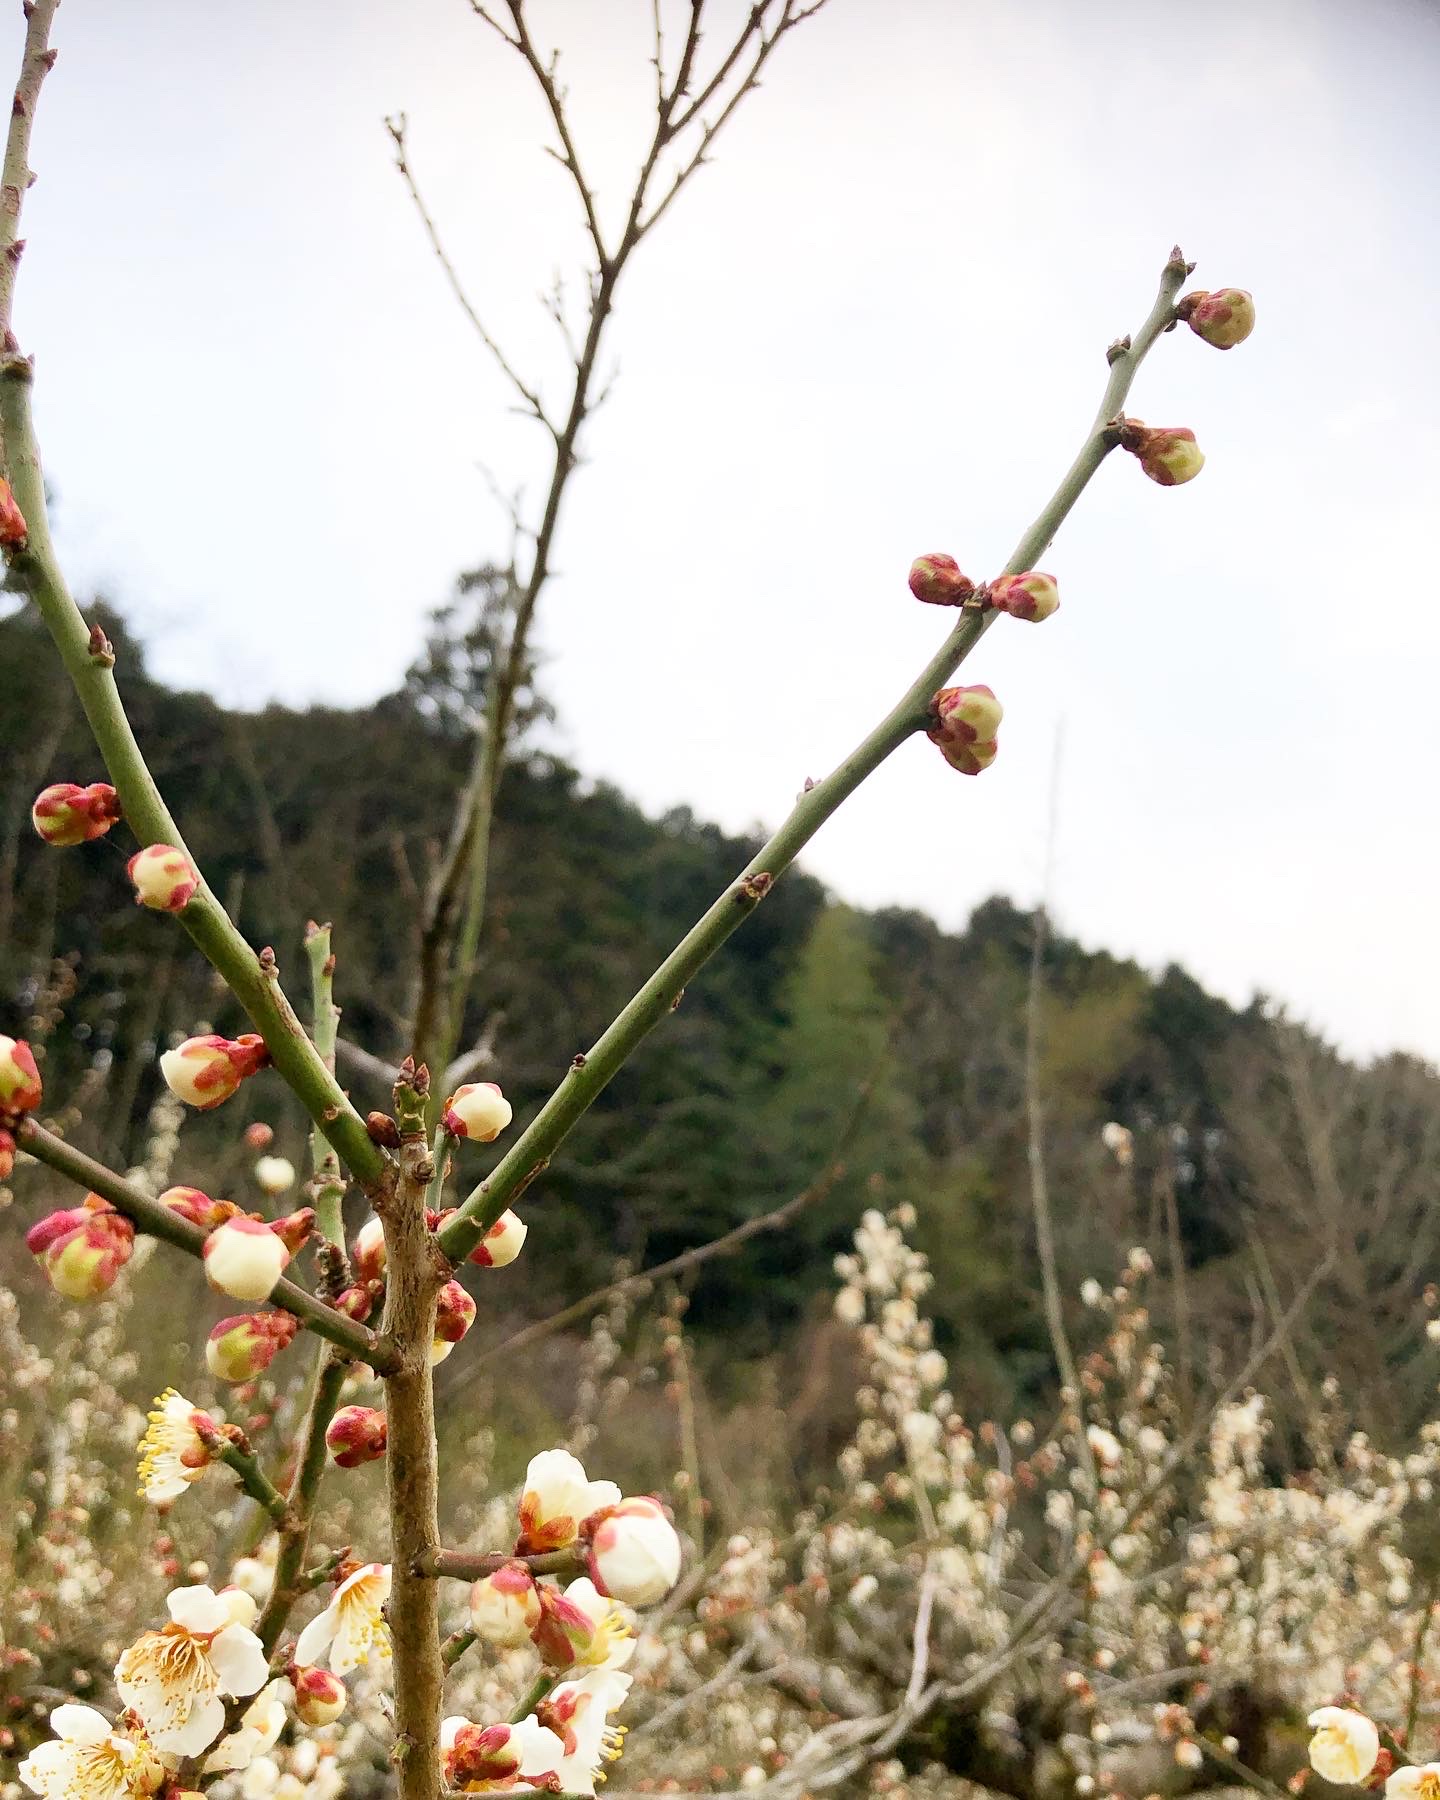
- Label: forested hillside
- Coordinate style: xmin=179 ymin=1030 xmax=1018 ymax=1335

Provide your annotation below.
xmin=5 ymin=593 xmax=1437 ymax=1431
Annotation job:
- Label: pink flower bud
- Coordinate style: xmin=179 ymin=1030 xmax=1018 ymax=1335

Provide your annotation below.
xmin=587 ymin=1495 xmax=683 ymax=1605
xmin=127 ymin=843 xmax=201 ymax=912
xmin=26 ymin=1196 xmax=135 ymax=1299
xmin=204 ymin=1215 xmax=291 ymax=1302
xmin=1118 ymin=419 xmax=1205 ymax=487
xmin=158 ymin=1185 xmax=228 ymax=1229
xmin=908 ymin=553 xmax=976 ymax=607
xmin=443 ymin=1722 xmax=527 ymax=1791
xmin=335 ymin=1281 xmax=381 ymax=1322
xmin=0 ymin=1036 xmax=42 ymax=1113
xmin=530 ymin=1586 xmax=601 ymax=1670
xmin=244 ymin=1121 xmax=274 ymax=1150
xmin=442 ymin=1081 xmax=513 ymax=1142
xmin=30 ymin=781 xmax=121 ymax=847
xmin=927 ymin=684 xmax=1003 ymax=776
xmin=290 ymin=1665 xmax=347 ymax=1726
xmin=351 ymin=1216 xmax=387 ymax=1284
xmin=468 ymin=1562 xmax=541 ymax=1646
xmin=205 ymin=1310 xmax=299 ymax=1382
xmin=432 ymin=1279 xmax=476 ymax=1364
xmin=325 ymin=1405 xmax=388 ymax=1468
xmin=470 ymin=1209 xmax=527 ymax=1269
xmin=0 ymin=1127 xmax=14 ymax=1181
xmin=0 ymin=477 xmax=28 ymax=546
xmin=160 ymin=1034 xmax=269 ymax=1110
xmin=1179 ymin=287 xmax=1255 ymax=350
xmin=270 ymin=1207 xmax=316 ymax=1255
xmin=989 ymin=570 xmax=1060 ymax=624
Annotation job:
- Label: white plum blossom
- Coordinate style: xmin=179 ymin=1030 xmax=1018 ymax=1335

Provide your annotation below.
xmin=1386 ymin=1764 xmax=1440 ymax=1800
xmin=203 ymin=1682 xmax=290 ymax=1774
xmin=588 ymin=1496 xmax=682 ymax=1606
xmin=114 ymin=1585 xmax=269 ymax=1757
xmin=294 ymin=1563 xmax=391 ymax=1674
xmin=1086 ymin=1424 xmax=1123 ymax=1468
xmin=1308 ymin=1709 xmax=1380 ymax=1785
xmin=518 ymin=1450 xmax=621 ymax=1552
xmin=18 ymin=1706 xmax=155 ymax=1800
xmin=544 ymin=1668 xmax=634 ymax=1794
xmin=136 ymin=1389 xmax=216 ymax=1504
xmin=440 ymin=1714 xmax=564 ymax=1792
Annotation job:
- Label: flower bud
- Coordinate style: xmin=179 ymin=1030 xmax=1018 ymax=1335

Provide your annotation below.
xmin=468 ymin=1563 xmax=541 ymax=1647
xmin=290 ymin=1665 xmax=347 ymax=1727
xmin=1179 ymin=287 xmax=1255 ymax=350
xmin=431 ymin=1279 xmax=476 ymax=1364
xmin=530 ymin=1577 xmax=630 ymax=1670
xmin=31 ymin=781 xmax=121 ymax=847
xmin=470 ymin=1208 xmax=527 ymax=1269
xmin=442 ymin=1081 xmax=513 ymax=1142
xmin=587 ymin=1495 xmax=683 ymax=1606
xmin=1307 ymin=1709 xmax=1379 ymax=1785
xmin=443 ymin=1722 xmax=529 ymax=1791
xmin=0 ymin=1036 xmax=42 ymax=1113
xmin=253 ymin=1155 xmax=295 ymax=1197
xmin=127 ymin=843 xmax=201 ymax=912
xmin=927 ymin=684 xmax=1003 ymax=776
xmin=270 ymin=1207 xmax=316 ymax=1255
xmin=989 ymin=571 xmax=1059 ymax=624
xmin=244 ymin=1122 xmax=274 ymax=1150
xmin=908 ymin=553 xmax=976 ymax=607
xmin=217 ymin=1587 xmax=259 ymax=1630
xmin=0 ymin=476 xmax=28 ymax=546
xmin=335 ymin=1282 xmax=380 ymax=1322
xmin=1118 ymin=419 xmax=1204 ymax=487
xmin=0 ymin=1126 xmax=14 ymax=1181
xmin=160 ymin=1034 xmax=269 ymax=1110
xmin=204 ymin=1215 xmax=291 ymax=1302
xmin=325 ymin=1405 xmax=388 ymax=1468
xmin=351 ymin=1217 xmax=387 ymax=1284
xmin=158 ymin=1185 xmax=227 ymax=1229
xmin=206 ymin=1310 xmax=300 ymax=1382
xmin=26 ymin=1196 xmax=135 ymax=1299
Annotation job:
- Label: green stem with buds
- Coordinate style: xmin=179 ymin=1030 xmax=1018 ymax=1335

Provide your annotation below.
xmin=0 ymin=362 xmax=388 ymax=1193
xmin=436 ymin=249 xmax=1188 ymax=1262
xmin=15 ymin=1117 xmax=393 ymax=1368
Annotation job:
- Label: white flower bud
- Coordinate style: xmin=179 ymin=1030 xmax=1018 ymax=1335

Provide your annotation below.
xmin=588 ymin=1495 xmax=682 ymax=1606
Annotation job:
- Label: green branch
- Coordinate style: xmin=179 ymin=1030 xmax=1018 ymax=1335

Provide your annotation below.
xmin=16 ymin=1118 xmax=393 ymax=1369
xmin=0 ymin=363 xmax=388 ymax=1193
xmin=436 ymin=249 xmax=1189 ymax=1262
xmin=304 ymin=921 xmax=348 ymax=1247
xmin=211 ymin=1437 xmax=290 ymax=1526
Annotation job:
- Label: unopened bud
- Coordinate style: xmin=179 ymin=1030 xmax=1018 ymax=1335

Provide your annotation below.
xmin=908 ymin=553 xmax=976 ymax=606
xmin=290 ymin=1665 xmax=347 ymax=1726
xmin=587 ymin=1495 xmax=683 ymax=1606
xmin=1178 ymin=287 xmax=1255 ymax=350
xmin=443 ymin=1722 xmax=529 ymax=1791
xmin=334 ymin=1281 xmax=380 ymax=1322
xmin=127 ymin=843 xmax=201 ymax=912
xmin=927 ymin=684 xmax=1003 ymax=776
xmin=351 ymin=1216 xmax=387 ymax=1284
xmin=269 ymin=1207 xmax=315 ymax=1255
xmin=203 ymin=1215 xmax=291 ymax=1302
xmin=244 ymin=1121 xmax=274 ymax=1150
xmin=0 ymin=1127 xmax=14 ymax=1181
xmin=205 ymin=1310 xmax=299 ymax=1382
xmin=253 ymin=1154 xmax=294 ymax=1196
xmin=442 ymin=1081 xmax=513 ymax=1142
xmin=160 ymin=1034 xmax=269 ymax=1110
xmin=468 ymin=1563 xmax=541 ymax=1646
xmin=0 ymin=477 xmax=28 ymax=547
xmin=989 ymin=570 xmax=1059 ymax=623
xmin=470 ymin=1208 xmax=527 ymax=1269
xmin=1118 ymin=419 xmax=1205 ymax=487
xmin=157 ymin=1184 xmax=227 ymax=1229
xmin=31 ymin=781 xmax=121 ymax=846
xmin=26 ymin=1196 xmax=135 ymax=1299
xmin=217 ymin=1587 xmax=259 ymax=1630
xmin=324 ymin=1405 xmax=388 ymax=1468
xmin=0 ymin=1036 xmax=42 ymax=1113
xmin=432 ymin=1278 xmax=477 ymax=1364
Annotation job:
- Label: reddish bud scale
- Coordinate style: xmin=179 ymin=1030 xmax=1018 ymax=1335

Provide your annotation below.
xmin=0 ymin=478 xmax=27 ymax=547
xmin=324 ymin=1405 xmax=388 ymax=1468
xmin=157 ymin=1185 xmax=229 ymax=1229
xmin=0 ymin=1127 xmax=14 ymax=1181
xmin=908 ymin=553 xmax=976 ymax=606
xmin=0 ymin=1036 xmax=42 ymax=1114
xmin=270 ymin=1207 xmax=316 ymax=1255
xmin=31 ymin=782 xmax=121 ymax=847
xmin=334 ymin=1281 xmax=381 ymax=1322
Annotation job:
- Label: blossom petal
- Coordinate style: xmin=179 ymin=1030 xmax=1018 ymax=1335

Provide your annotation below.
xmin=293 ymin=1610 xmax=336 ymax=1668
xmin=49 ymin=1706 xmax=113 ymax=1746
xmin=167 ymin=1585 xmax=231 ymax=1634
xmin=209 ymin=1624 xmax=269 ymax=1698
xmin=155 ymin=1691 xmax=227 ymax=1757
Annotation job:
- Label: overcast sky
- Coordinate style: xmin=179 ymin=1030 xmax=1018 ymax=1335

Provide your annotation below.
xmin=11 ymin=0 xmax=1439 ymax=1065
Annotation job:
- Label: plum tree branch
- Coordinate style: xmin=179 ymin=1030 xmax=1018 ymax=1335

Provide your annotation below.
xmin=436 ymin=248 xmax=1190 ymax=1262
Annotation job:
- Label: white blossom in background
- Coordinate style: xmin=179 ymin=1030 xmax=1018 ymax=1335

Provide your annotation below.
xmin=1307 ymin=1707 xmax=1380 ymax=1784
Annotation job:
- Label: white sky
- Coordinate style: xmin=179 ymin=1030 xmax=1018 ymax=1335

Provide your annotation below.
xmin=11 ymin=0 xmax=1440 ymax=1066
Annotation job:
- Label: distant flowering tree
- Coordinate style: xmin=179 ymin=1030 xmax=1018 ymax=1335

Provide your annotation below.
xmin=0 ymin=4 xmax=1259 ymax=1800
